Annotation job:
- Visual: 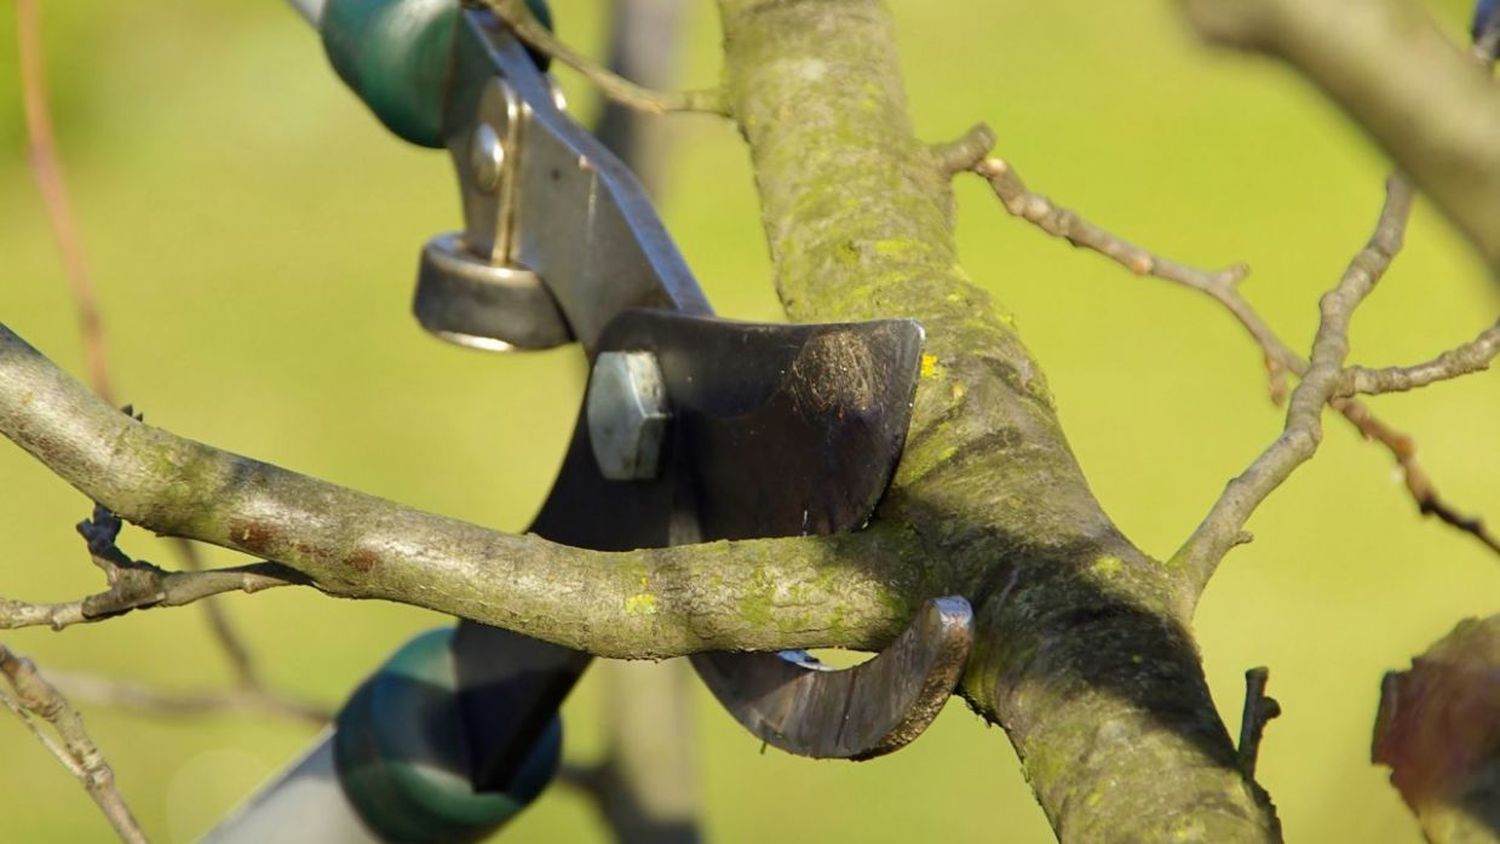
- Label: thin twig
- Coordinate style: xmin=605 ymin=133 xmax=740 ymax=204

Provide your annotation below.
xmin=1335 ymin=402 xmax=1500 ymax=556
xmin=1338 ymin=319 xmax=1500 ymax=397
xmin=971 ymin=155 xmax=1500 ymax=561
xmin=480 ymin=0 xmax=727 ymax=116
xmin=0 ymin=644 xmax=147 ymax=843
xmin=0 ymin=506 xmax=307 ymax=631
xmin=1173 ymin=176 xmax=1414 ymax=589
xmin=1236 ymin=666 xmax=1281 ymax=778
xmin=931 ymin=123 xmax=997 ymax=176
xmin=16 ymin=0 xmax=111 ymax=402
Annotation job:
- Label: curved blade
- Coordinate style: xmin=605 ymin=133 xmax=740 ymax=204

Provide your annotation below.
xmin=691 ymin=597 xmax=973 ymax=759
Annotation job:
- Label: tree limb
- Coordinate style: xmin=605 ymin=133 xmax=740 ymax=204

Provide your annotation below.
xmin=0 ymin=322 xmax=921 ymax=659
xmin=720 ymin=0 xmax=1277 ymax=838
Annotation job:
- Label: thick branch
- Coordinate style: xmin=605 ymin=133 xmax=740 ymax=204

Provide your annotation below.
xmin=719 ymin=0 xmax=1276 ymax=839
xmin=1179 ymin=0 xmax=1500 ymax=271
xmin=0 ymin=322 xmax=919 ymax=659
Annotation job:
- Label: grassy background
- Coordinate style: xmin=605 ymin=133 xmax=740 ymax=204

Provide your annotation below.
xmin=0 ymin=0 xmax=1497 ymax=840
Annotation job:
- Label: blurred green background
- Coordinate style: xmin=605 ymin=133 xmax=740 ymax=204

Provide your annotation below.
xmin=0 ymin=0 xmax=1497 ymax=840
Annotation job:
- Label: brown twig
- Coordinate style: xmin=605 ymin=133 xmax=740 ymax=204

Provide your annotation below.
xmin=0 ymin=506 xmax=307 ymax=632
xmin=1173 ymin=175 xmax=1414 ymax=589
xmin=480 ymin=0 xmax=727 ymax=116
xmin=970 ymin=153 xmax=1500 ymax=562
xmin=16 ymin=0 xmax=111 ymax=402
xmin=1236 ymin=666 xmax=1281 ymax=779
xmin=0 ymin=644 xmax=147 ymax=843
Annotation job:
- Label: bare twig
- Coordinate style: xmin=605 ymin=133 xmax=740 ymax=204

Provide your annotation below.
xmin=1236 ymin=666 xmax=1281 ymax=778
xmin=972 ymin=155 xmax=1500 ymax=561
xmin=931 ymin=123 xmax=997 ymax=176
xmin=1174 ymin=176 xmax=1414 ymax=589
xmin=1338 ymin=319 xmax=1500 ymax=397
xmin=16 ymin=0 xmax=111 ymax=402
xmin=0 ymin=644 xmax=147 ymax=843
xmin=0 ymin=506 xmax=307 ymax=632
xmin=481 ymin=0 xmax=727 ymax=115
xmin=1336 ymin=403 xmax=1500 ymax=557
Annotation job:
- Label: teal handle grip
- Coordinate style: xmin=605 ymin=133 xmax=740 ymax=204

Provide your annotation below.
xmin=319 ymin=0 xmax=553 ymax=148
xmin=334 ymin=629 xmax=562 ymax=843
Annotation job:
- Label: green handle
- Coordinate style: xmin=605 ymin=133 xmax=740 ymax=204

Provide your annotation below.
xmin=334 ymin=629 xmax=562 ymax=843
xmin=320 ymin=0 xmax=553 ymax=148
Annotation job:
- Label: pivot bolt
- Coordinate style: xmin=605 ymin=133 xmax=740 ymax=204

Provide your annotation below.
xmin=471 ymin=123 xmax=506 ymax=193
xmin=587 ymin=351 xmax=669 ymax=481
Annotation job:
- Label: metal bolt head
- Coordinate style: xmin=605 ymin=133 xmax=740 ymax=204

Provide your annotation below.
xmin=470 ymin=123 xmax=506 ymax=193
xmin=587 ymin=351 xmax=669 ymax=481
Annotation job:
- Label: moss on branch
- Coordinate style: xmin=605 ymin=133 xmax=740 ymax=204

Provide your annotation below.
xmin=719 ymin=0 xmax=1279 ymax=838
xmin=0 ymin=324 xmax=923 ymax=659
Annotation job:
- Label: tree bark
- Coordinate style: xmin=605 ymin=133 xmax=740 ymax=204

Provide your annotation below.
xmin=718 ymin=0 xmax=1279 ymax=839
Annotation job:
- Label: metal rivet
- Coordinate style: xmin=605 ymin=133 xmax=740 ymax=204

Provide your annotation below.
xmin=548 ymin=77 xmax=568 ymax=112
xmin=587 ymin=351 xmax=670 ymax=481
xmin=470 ymin=123 xmax=505 ymax=193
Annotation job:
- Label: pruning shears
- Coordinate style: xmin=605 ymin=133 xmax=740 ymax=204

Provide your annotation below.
xmin=210 ymin=1 xmax=973 ymax=840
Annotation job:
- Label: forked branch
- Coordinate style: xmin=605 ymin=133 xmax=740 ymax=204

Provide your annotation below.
xmin=0 ymin=644 xmax=146 ymax=843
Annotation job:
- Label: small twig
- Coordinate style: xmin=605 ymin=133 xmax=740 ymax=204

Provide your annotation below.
xmin=973 ymin=155 xmax=1500 ymax=561
xmin=931 ymin=123 xmax=997 ymax=176
xmin=479 ymin=0 xmax=727 ymax=116
xmin=1174 ymin=175 xmax=1414 ymax=589
xmin=1335 ymin=402 xmax=1500 ymax=556
xmin=1236 ymin=666 xmax=1281 ymax=778
xmin=0 ymin=644 xmax=147 ymax=843
xmin=0 ymin=506 xmax=307 ymax=631
xmin=1338 ymin=319 xmax=1500 ymax=397
xmin=16 ymin=0 xmax=111 ymax=402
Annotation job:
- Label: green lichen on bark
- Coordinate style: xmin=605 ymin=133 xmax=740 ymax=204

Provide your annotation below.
xmin=0 ymin=324 xmax=927 ymax=659
xmin=719 ymin=0 xmax=1279 ymax=839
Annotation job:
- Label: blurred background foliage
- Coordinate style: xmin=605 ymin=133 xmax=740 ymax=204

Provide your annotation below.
xmin=0 ymin=0 xmax=1497 ymax=840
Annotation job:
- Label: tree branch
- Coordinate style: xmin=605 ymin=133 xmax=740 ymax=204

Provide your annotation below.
xmin=972 ymin=152 xmax=1500 ymax=561
xmin=0 ymin=644 xmax=146 ymax=844
xmin=1339 ymin=319 xmax=1500 ymax=397
xmin=1236 ymin=666 xmax=1281 ymax=779
xmin=1178 ymin=0 xmax=1500 ymax=272
xmin=1175 ymin=176 xmax=1414 ymax=591
xmin=0 ymin=322 xmax=921 ymax=659
xmin=480 ymin=0 xmax=727 ymax=116
xmin=0 ymin=506 xmax=307 ymax=631
xmin=720 ymin=0 xmax=1277 ymax=838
